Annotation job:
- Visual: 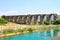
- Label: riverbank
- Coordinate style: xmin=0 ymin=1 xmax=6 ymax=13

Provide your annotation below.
xmin=0 ymin=22 xmax=60 ymax=37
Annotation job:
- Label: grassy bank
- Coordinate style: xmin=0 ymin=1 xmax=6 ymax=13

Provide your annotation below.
xmin=0 ymin=24 xmax=60 ymax=37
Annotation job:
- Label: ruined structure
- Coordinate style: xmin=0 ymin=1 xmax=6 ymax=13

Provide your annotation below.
xmin=2 ymin=14 xmax=58 ymax=24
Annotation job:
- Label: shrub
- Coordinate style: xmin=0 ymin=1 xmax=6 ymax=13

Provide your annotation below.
xmin=53 ymin=20 xmax=60 ymax=25
xmin=44 ymin=21 xmax=50 ymax=25
xmin=0 ymin=18 xmax=8 ymax=24
xmin=23 ymin=28 xmax=28 ymax=31
xmin=28 ymin=28 xmax=33 ymax=32
xmin=17 ymin=29 xmax=24 ymax=32
xmin=2 ymin=15 xmax=6 ymax=19
xmin=3 ymin=29 xmax=15 ymax=34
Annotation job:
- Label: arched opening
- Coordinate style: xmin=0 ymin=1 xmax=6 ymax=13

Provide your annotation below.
xmin=49 ymin=14 xmax=54 ymax=24
xmin=31 ymin=16 xmax=34 ymax=24
xmin=38 ymin=16 xmax=40 ymax=24
xmin=43 ymin=16 xmax=47 ymax=21
xmin=12 ymin=16 xmax=15 ymax=22
xmin=31 ymin=16 xmax=34 ymax=21
xmin=7 ymin=16 xmax=10 ymax=22
xmin=43 ymin=15 xmax=47 ymax=24
xmin=50 ymin=15 xmax=54 ymax=21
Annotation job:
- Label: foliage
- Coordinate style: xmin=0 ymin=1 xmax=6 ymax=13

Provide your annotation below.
xmin=17 ymin=29 xmax=23 ymax=32
xmin=2 ymin=15 xmax=6 ymax=19
xmin=27 ymin=28 xmax=33 ymax=32
xmin=53 ymin=20 xmax=60 ymax=25
xmin=0 ymin=18 xmax=8 ymax=24
xmin=2 ymin=28 xmax=35 ymax=34
xmin=23 ymin=28 xmax=28 ymax=31
xmin=3 ymin=29 xmax=15 ymax=34
xmin=44 ymin=21 xmax=50 ymax=25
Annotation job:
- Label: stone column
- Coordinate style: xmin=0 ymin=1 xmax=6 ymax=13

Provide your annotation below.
xmin=26 ymin=15 xmax=32 ymax=24
xmin=24 ymin=16 xmax=27 ymax=24
xmin=9 ymin=16 xmax=12 ymax=22
xmin=34 ymin=15 xmax=38 ymax=24
xmin=48 ymin=15 xmax=52 ymax=24
xmin=13 ymin=16 xmax=15 ymax=22
xmin=54 ymin=14 xmax=58 ymax=20
xmin=21 ymin=16 xmax=26 ymax=24
xmin=47 ymin=15 xmax=51 ymax=24
xmin=17 ymin=16 xmax=21 ymax=23
xmin=14 ymin=16 xmax=18 ymax=23
xmin=12 ymin=16 xmax=14 ymax=22
xmin=16 ymin=16 xmax=20 ymax=23
xmin=6 ymin=16 xmax=10 ymax=22
xmin=11 ymin=16 xmax=14 ymax=22
xmin=12 ymin=17 xmax=15 ymax=22
xmin=40 ymin=15 xmax=44 ymax=24
xmin=46 ymin=15 xmax=50 ymax=22
xmin=21 ymin=16 xmax=24 ymax=20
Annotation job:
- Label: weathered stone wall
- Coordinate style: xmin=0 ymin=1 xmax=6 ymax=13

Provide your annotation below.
xmin=3 ymin=14 xmax=58 ymax=24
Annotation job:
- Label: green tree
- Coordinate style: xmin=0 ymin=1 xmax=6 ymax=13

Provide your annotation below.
xmin=0 ymin=18 xmax=8 ymax=24
xmin=2 ymin=15 xmax=6 ymax=19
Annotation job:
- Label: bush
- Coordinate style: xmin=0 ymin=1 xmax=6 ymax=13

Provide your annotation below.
xmin=2 ymin=15 xmax=6 ymax=19
xmin=17 ymin=29 xmax=23 ymax=32
xmin=44 ymin=21 xmax=50 ymax=25
xmin=28 ymin=28 xmax=33 ymax=32
xmin=53 ymin=20 xmax=60 ymax=25
xmin=3 ymin=29 xmax=15 ymax=34
xmin=23 ymin=28 xmax=28 ymax=31
xmin=0 ymin=18 xmax=8 ymax=24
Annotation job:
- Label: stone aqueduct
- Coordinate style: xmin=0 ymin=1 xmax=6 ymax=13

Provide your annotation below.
xmin=3 ymin=14 xmax=58 ymax=24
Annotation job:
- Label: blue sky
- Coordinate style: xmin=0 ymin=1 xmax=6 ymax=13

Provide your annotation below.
xmin=0 ymin=0 xmax=60 ymax=16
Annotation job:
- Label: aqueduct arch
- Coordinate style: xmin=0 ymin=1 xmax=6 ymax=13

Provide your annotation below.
xmin=2 ymin=14 xmax=58 ymax=24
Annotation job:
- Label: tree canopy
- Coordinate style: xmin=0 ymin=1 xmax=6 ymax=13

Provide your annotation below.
xmin=0 ymin=18 xmax=8 ymax=24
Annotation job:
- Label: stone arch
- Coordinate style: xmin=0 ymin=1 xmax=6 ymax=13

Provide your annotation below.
xmin=34 ymin=15 xmax=38 ymax=24
xmin=49 ymin=14 xmax=55 ymax=21
xmin=40 ymin=14 xmax=47 ymax=24
xmin=26 ymin=15 xmax=32 ymax=24
xmin=49 ymin=14 xmax=58 ymax=21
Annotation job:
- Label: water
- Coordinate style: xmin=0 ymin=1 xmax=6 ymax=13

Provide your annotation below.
xmin=0 ymin=28 xmax=60 ymax=40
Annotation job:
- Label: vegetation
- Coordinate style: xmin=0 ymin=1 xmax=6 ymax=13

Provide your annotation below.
xmin=17 ymin=29 xmax=24 ymax=32
xmin=30 ymin=20 xmax=60 ymax=25
xmin=53 ymin=20 xmax=60 ymax=25
xmin=3 ymin=29 xmax=15 ymax=34
xmin=44 ymin=20 xmax=60 ymax=25
xmin=23 ymin=28 xmax=35 ymax=32
xmin=0 ymin=18 xmax=8 ymax=24
xmin=27 ymin=28 xmax=33 ymax=32
xmin=2 ymin=28 xmax=36 ymax=34
xmin=2 ymin=15 xmax=6 ymax=19
xmin=44 ymin=21 xmax=50 ymax=25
